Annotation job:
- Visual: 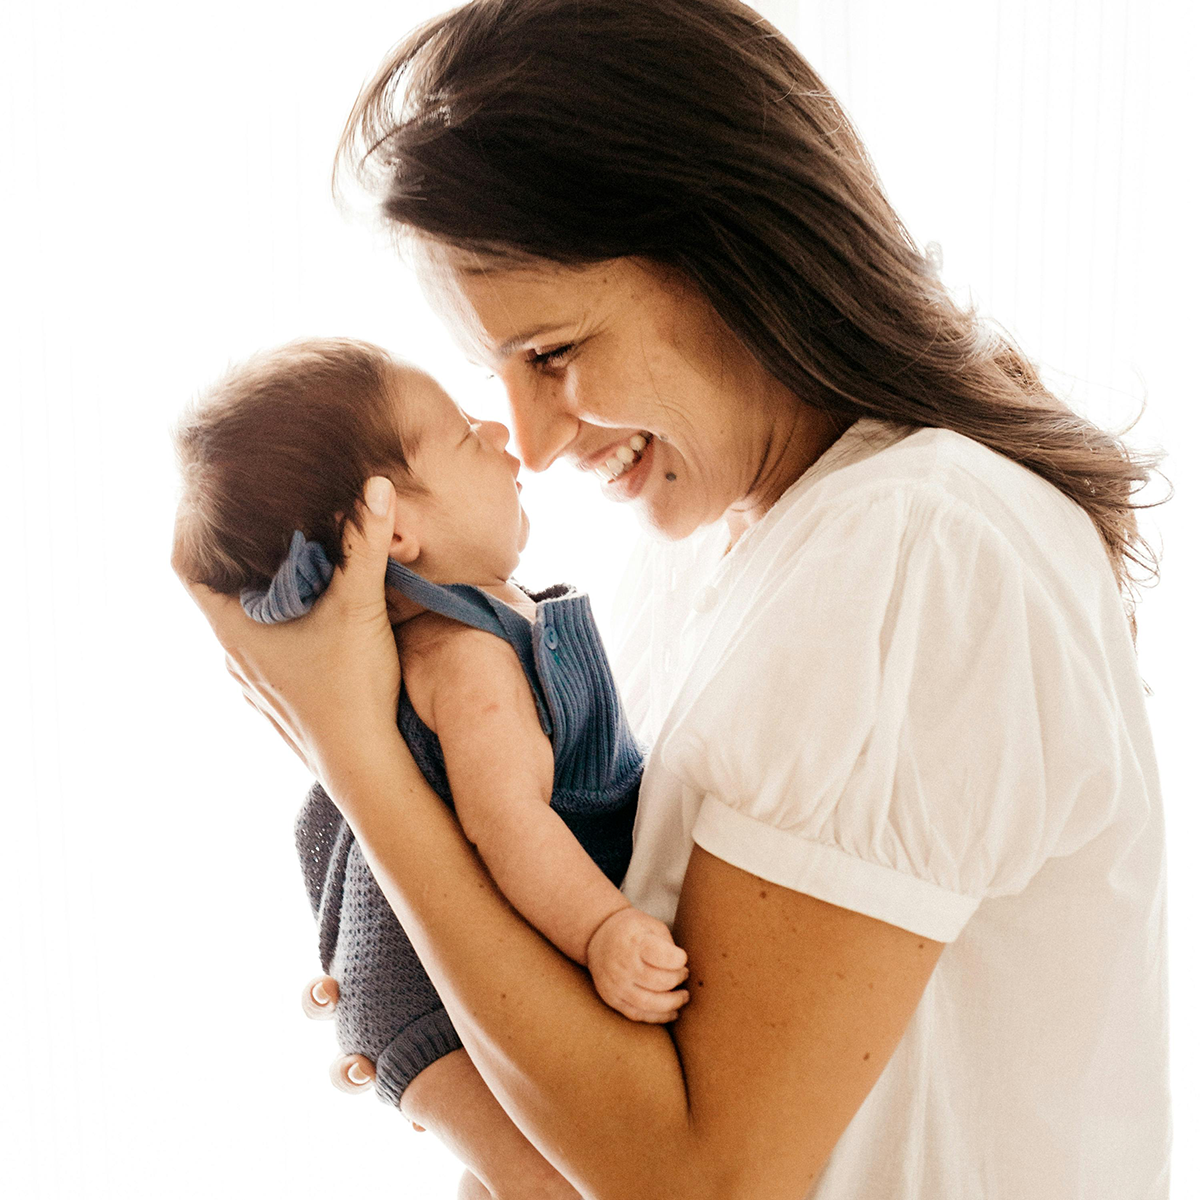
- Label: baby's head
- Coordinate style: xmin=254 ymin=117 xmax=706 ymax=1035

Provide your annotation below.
xmin=174 ymin=337 xmax=528 ymax=606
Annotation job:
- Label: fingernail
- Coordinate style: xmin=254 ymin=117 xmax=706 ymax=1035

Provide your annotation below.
xmin=347 ymin=1062 xmax=371 ymax=1085
xmin=311 ymin=981 xmax=329 ymax=1005
xmin=365 ymin=476 xmax=392 ymax=516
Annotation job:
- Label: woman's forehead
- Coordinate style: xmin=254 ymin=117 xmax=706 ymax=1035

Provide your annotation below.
xmin=413 ymin=240 xmax=628 ymax=357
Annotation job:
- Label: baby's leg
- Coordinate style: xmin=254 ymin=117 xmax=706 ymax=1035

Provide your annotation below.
xmin=401 ymin=1049 xmax=580 ymax=1200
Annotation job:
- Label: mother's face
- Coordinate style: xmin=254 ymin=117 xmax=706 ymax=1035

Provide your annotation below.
xmin=416 ymin=245 xmax=810 ymax=541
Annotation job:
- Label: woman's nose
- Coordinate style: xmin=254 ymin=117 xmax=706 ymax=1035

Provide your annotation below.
xmin=503 ymin=381 xmax=577 ymax=473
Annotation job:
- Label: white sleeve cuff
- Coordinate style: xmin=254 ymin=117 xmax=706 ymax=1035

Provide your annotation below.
xmin=691 ymin=794 xmax=979 ymax=943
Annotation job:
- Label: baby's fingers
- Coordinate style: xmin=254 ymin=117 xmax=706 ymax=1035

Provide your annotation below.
xmin=633 ymin=961 xmax=689 ymax=993
xmin=640 ymin=933 xmax=687 ymax=971
xmin=618 ymin=985 xmax=690 ymax=1023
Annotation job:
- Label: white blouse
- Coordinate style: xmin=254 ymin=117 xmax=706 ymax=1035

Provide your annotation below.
xmin=612 ymin=419 xmax=1169 ymax=1200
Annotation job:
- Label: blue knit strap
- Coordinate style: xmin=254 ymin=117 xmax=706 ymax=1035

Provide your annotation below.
xmin=241 ymin=530 xmax=335 ymax=624
xmin=240 ymin=530 xmax=512 ymax=644
xmin=383 ymin=560 xmax=509 ymax=641
xmin=240 ymin=531 xmax=551 ymax=729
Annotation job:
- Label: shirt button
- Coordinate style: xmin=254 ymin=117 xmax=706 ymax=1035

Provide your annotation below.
xmin=544 ymin=626 xmax=559 ymax=650
xmin=693 ymin=585 xmax=719 ymax=614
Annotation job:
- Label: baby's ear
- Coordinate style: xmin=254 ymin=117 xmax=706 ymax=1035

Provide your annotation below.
xmin=389 ymin=505 xmax=422 ymax=564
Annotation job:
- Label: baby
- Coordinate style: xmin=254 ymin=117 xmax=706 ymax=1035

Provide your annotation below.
xmin=173 ymin=338 xmax=688 ymax=1176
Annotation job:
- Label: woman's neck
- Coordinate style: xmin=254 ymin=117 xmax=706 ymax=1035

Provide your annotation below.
xmin=724 ymin=406 xmax=851 ymax=550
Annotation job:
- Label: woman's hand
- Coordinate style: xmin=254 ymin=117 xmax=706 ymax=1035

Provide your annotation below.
xmin=300 ymin=976 xmax=427 ymax=1127
xmin=172 ymin=477 xmax=404 ymax=791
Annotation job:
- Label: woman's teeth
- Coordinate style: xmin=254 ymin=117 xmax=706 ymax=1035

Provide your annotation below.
xmin=596 ymin=433 xmax=652 ymax=483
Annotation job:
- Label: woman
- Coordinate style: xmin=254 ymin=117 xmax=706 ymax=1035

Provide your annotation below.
xmin=178 ymin=1 xmax=1169 ymax=1196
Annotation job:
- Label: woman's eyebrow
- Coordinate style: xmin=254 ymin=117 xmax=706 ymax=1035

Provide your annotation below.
xmin=496 ymin=324 xmax=570 ymax=357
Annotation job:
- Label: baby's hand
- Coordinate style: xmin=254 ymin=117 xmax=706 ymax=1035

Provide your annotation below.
xmin=585 ymin=905 xmax=689 ymax=1023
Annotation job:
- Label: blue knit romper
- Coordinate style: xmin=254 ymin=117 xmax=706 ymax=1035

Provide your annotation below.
xmin=293 ymin=560 xmax=645 ymax=1107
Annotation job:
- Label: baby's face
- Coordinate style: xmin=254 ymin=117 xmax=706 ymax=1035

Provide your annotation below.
xmin=388 ymin=368 xmax=530 ymax=586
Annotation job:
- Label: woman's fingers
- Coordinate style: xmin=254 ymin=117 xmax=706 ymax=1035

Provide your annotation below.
xmin=172 ymin=479 xmax=406 ymax=792
xmin=242 ymin=692 xmax=312 ymax=770
xmin=301 ymin=975 xmax=339 ymax=1020
xmin=181 ymin=572 xmax=256 ymax=645
xmin=330 ymin=1053 xmax=376 ymax=1094
xmin=330 ymin=477 xmax=395 ymax=614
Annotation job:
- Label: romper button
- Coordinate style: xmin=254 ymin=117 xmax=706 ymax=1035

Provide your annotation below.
xmin=544 ymin=626 xmax=559 ymax=650
xmin=693 ymin=585 xmax=719 ymax=614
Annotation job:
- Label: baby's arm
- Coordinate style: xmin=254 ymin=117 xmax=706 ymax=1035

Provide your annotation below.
xmin=404 ymin=623 xmax=688 ymax=1023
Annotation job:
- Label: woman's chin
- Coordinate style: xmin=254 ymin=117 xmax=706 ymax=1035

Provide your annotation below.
xmin=634 ymin=492 xmax=710 ymax=542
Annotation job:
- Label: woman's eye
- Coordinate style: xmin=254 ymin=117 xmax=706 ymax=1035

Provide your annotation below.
xmin=528 ymin=344 xmax=574 ymax=370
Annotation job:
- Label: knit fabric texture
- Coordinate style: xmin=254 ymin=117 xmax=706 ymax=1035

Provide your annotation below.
xmin=241 ymin=530 xmax=335 ymax=623
xmin=252 ymin=533 xmax=645 ymax=1106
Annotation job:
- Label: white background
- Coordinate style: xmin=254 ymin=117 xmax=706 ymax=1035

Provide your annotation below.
xmin=2 ymin=1 xmax=1195 ymax=1196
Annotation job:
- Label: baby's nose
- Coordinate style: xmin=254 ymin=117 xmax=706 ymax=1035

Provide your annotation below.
xmin=300 ymin=975 xmax=339 ymax=1019
xmin=483 ymin=419 xmax=512 ymax=450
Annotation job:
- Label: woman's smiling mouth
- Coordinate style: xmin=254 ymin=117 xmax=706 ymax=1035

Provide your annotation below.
xmin=597 ymin=433 xmax=657 ymax=501
xmin=586 ymin=432 xmax=654 ymax=484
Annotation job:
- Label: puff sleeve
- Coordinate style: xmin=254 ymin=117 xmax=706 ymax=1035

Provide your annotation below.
xmin=666 ymin=482 xmax=1127 ymax=942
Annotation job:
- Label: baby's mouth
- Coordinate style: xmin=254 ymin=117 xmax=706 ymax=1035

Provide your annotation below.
xmin=593 ymin=432 xmax=652 ymax=484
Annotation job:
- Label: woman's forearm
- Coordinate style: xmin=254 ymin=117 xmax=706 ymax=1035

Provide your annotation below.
xmin=327 ymin=733 xmax=698 ymax=1199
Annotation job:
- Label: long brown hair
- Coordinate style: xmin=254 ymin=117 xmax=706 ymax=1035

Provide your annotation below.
xmin=336 ymin=0 xmax=1162 ymax=617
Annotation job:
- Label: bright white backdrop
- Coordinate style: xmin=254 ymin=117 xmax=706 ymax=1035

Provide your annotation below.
xmin=2 ymin=1 xmax=1195 ymax=1196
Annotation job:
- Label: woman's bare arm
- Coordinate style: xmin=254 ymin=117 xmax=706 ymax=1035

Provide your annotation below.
xmin=180 ymin=481 xmax=943 ymax=1200
xmin=334 ymin=734 xmax=942 ymax=1200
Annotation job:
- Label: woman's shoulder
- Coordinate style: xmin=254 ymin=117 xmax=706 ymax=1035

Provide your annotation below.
xmin=774 ymin=420 xmax=1068 ymax=525
xmin=756 ymin=420 xmax=1111 ymax=598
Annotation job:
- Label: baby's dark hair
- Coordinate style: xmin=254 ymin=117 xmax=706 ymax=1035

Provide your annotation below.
xmin=173 ymin=337 xmax=421 ymax=593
